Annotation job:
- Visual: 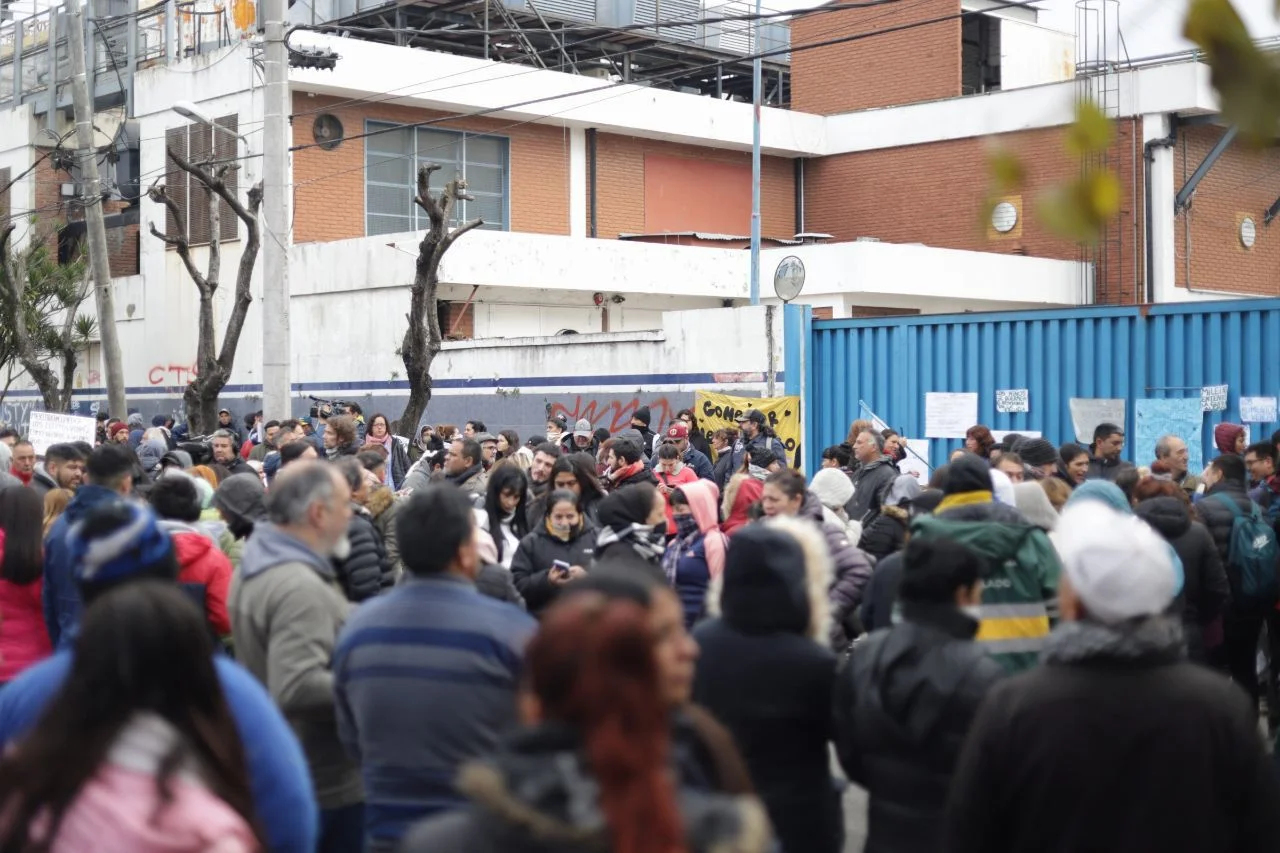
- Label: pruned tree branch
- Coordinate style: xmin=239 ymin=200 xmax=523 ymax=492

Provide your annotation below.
xmin=147 ymin=179 xmax=208 ymax=295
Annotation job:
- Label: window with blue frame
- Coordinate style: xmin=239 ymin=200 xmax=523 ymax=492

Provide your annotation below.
xmin=364 ymin=122 xmax=509 ymax=236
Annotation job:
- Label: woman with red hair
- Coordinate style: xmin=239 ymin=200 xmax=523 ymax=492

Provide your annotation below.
xmin=964 ymin=425 xmax=995 ymax=459
xmin=399 ymin=595 xmax=771 ymax=853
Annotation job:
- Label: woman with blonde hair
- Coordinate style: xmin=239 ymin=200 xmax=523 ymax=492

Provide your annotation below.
xmin=42 ymin=489 xmax=75 ymax=538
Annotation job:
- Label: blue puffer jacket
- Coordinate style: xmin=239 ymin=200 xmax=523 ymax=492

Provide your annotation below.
xmin=671 ymin=537 xmax=713 ymax=628
xmin=43 ymin=484 xmax=124 ymax=649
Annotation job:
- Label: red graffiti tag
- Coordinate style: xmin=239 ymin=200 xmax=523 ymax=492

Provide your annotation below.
xmin=148 ymin=363 xmax=199 ymax=386
xmin=548 ymin=396 xmax=676 ymax=436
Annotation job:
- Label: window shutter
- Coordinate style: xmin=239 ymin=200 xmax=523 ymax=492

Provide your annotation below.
xmin=187 ymin=124 xmax=212 ymax=246
xmin=164 ymin=126 xmax=187 ymax=240
xmin=216 ymin=114 xmax=239 ymax=242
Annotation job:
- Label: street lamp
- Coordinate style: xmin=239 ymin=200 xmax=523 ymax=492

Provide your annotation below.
xmin=172 ymin=101 xmax=247 ymax=144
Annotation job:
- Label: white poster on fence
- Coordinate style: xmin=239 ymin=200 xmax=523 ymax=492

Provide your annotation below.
xmin=1201 ymin=384 xmax=1229 ymax=413
xmin=1068 ymin=398 xmax=1126 ymax=444
xmin=1240 ymin=397 xmax=1278 ymax=424
xmin=995 ymin=389 xmax=1030 ymax=414
xmin=924 ymin=392 xmax=978 ymax=439
xmin=26 ymin=411 xmax=97 ymax=456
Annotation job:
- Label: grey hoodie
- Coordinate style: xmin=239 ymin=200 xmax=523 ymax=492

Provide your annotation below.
xmin=229 ymin=524 xmax=362 ymax=809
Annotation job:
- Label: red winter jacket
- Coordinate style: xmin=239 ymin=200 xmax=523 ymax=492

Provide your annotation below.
xmin=0 ymin=576 xmax=52 ymax=682
xmin=164 ymin=524 xmax=233 ymax=636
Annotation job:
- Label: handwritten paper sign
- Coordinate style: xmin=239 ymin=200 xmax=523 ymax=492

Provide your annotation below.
xmin=898 ymin=438 xmax=932 ymax=486
xmin=1240 ymin=397 xmax=1278 ymax=424
xmin=1135 ymin=398 xmax=1203 ymax=474
xmin=27 ymin=411 xmax=97 ymax=456
xmin=995 ymin=389 xmax=1030 ymax=414
xmin=924 ymin=392 xmax=978 ymax=439
xmin=1069 ymin=398 xmax=1126 ymax=445
xmin=1201 ymin=384 xmax=1229 ymax=413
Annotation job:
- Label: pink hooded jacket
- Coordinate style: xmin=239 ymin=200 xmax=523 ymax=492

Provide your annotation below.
xmin=680 ymin=479 xmax=727 ymax=580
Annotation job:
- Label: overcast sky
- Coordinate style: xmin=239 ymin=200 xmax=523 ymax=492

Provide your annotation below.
xmin=1035 ymin=0 xmax=1280 ymax=58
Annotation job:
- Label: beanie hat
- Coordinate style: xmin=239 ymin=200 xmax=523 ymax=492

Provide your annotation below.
xmin=127 ymin=413 xmax=145 ymax=429
xmin=632 ymin=406 xmax=652 ymax=428
xmin=597 ymin=483 xmax=658 ymax=531
xmin=212 ymin=473 xmax=268 ymax=528
xmin=1018 ymin=438 xmax=1058 ymax=467
xmin=109 ymin=421 xmax=130 ymax=439
xmin=943 ymin=453 xmax=991 ymax=495
xmin=151 ymin=414 xmax=168 ymax=427
xmin=810 ymin=468 xmax=854 ymax=509
xmin=1214 ymin=422 xmax=1245 ymax=455
xmin=70 ymin=502 xmax=178 ymax=594
xmin=1052 ymin=501 xmax=1175 ymax=624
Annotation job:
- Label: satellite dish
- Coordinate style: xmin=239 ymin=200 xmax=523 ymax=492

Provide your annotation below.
xmin=773 ymin=255 xmax=806 ymax=303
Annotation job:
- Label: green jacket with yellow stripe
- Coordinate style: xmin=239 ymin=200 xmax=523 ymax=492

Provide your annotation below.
xmin=910 ymin=499 xmax=1060 ymax=673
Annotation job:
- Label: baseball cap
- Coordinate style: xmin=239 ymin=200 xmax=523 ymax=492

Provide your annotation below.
xmin=70 ymin=502 xmax=179 ymax=595
xmin=1052 ymin=502 xmax=1176 ymax=624
xmin=665 ymin=422 xmax=690 ymax=441
xmin=574 ymin=419 xmax=593 ymax=439
xmin=218 ymin=408 xmax=231 ymax=415
xmin=736 ymin=409 xmax=767 ymax=426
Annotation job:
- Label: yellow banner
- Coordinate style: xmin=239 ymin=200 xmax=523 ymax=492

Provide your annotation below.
xmin=694 ymin=391 xmax=801 ymax=467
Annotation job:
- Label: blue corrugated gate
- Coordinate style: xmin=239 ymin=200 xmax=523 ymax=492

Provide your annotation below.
xmin=802 ymin=298 xmax=1280 ymax=471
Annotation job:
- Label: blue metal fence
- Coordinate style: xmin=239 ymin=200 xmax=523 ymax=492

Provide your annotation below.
xmin=804 ymin=298 xmax=1280 ymax=470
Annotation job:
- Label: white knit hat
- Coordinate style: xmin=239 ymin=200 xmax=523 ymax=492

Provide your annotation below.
xmin=1052 ymin=502 xmax=1176 ymax=624
xmin=810 ymin=468 xmax=854 ymax=510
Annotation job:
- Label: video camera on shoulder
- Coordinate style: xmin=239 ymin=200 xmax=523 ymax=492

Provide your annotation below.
xmin=308 ymin=396 xmax=354 ymax=421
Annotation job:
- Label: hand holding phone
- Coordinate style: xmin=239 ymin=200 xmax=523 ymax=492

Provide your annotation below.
xmin=550 ymin=560 xmax=572 ymax=584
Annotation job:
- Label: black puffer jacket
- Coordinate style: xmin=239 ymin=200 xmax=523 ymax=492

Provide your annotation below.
xmin=834 ymin=602 xmax=1003 ymax=853
xmin=858 ymin=505 xmax=909 ymax=563
xmin=1135 ymin=497 xmax=1230 ymax=662
xmin=399 ymin=724 xmax=772 ymax=853
xmin=1196 ymin=481 xmax=1257 ymax=606
xmin=332 ymin=504 xmax=394 ymax=602
xmin=509 ymin=524 xmax=596 ymax=616
xmin=799 ymin=492 xmax=874 ymax=649
xmin=845 ymin=458 xmax=898 ymax=525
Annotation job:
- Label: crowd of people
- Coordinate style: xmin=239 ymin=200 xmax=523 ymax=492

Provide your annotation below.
xmin=0 ymin=402 xmax=1276 ymax=852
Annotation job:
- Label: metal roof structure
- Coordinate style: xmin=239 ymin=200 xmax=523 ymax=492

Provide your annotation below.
xmin=301 ymin=0 xmax=791 ymax=105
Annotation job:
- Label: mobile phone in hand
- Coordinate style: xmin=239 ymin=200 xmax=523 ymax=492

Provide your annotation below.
xmin=552 ymin=560 xmax=571 ymax=577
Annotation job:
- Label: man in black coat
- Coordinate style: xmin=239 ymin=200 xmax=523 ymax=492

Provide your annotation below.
xmin=835 ymin=536 xmax=1001 ymax=853
xmin=845 ymin=428 xmax=898 ymax=525
xmin=1197 ymin=453 xmax=1271 ymax=705
xmin=946 ymin=500 xmax=1280 ymax=853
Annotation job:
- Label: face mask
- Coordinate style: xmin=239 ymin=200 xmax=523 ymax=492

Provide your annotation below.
xmin=331 ymin=534 xmax=352 ymax=561
xmin=675 ymin=515 xmax=699 ymax=537
xmin=550 ymin=521 xmax=572 ymax=537
xmin=650 ymin=523 xmax=667 ymax=542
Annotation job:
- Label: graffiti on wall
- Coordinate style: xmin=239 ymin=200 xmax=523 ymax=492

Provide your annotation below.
xmin=149 ymin=363 xmax=199 ymax=386
xmin=547 ymin=396 xmax=678 ymax=435
xmin=0 ymin=400 xmax=36 ymax=432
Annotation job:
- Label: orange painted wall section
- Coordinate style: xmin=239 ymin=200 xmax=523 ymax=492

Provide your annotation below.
xmin=642 ymin=153 xmax=752 ymax=234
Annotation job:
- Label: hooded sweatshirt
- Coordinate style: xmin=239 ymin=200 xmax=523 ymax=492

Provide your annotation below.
xmin=42 ymin=484 xmax=122 ymax=649
xmin=229 ymin=524 xmax=362 ymax=810
xmin=159 ymin=521 xmax=233 ymax=636
xmin=663 ymin=479 xmax=727 ymax=627
xmin=1214 ymin=422 xmax=1245 ymax=456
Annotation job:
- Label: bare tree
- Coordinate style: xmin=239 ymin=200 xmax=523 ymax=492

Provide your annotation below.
xmin=147 ymin=149 xmax=263 ymax=435
xmin=398 ymin=164 xmax=483 ymax=438
xmin=0 ymin=224 xmax=95 ymax=412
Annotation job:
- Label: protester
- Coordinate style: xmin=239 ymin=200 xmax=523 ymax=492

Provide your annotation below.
xmin=335 ymin=484 xmax=536 ymax=852
xmin=846 ymin=428 xmax=898 ymax=525
xmin=663 ymin=421 xmax=715 ymax=480
xmin=1197 ymin=453 xmax=1277 ymax=705
xmin=964 ymin=425 xmax=995 ymax=459
xmin=363 ymin=474 xmax=404 ymax=581
xmin=28 ymin=442 xmax=85 ymax=499
xmin=1086 ymin=422 xmax=1134 ymax=481
xmin=210 ymin=473 xmax=267 ymax=571
xmin=0 ymin=443 xmax=19 ymax=491
xmin=1039 ymin=475 xmax=1072 ymax=511
xmin=1153 ymin=434 xmax=1200 ymax=496
xmin=400 ymin=592 xmax=770 ymax=853
xmin=655 ymin=442 xmax=700 ymax=533
xmin=608 ymin=437 xmax=659 ymax=489
xmin=1133 ymin=477 xmax=1229 ymax=664
xmin=993 ymin=452 xmax=1025 ymax=484
xmin=821 ymin=444 xmax=852 ymax=470
xmin=593 ymin=483 xmax=667 ymax=573
xmin=526 ymin=442 xmax=560 ymax=517
xmin=43 ymin=443 xmax=137 ymax=649
xmin=362 ymin=413 xmax=409 ymax=489
xmin=0 ymin=489 xmax=52 ymax=682
xmin=0 ymin=582 xmax=264 ymax=851
xmin=229 ymin=462 xmax=364 ymax=852
xmin=1214 ymin=422 xmax=1247 ymax=457
xmin=1016 ymin=437 xmax=1060 ymax=480
xmin=42 ymin=488 xmax=73 ymax=538
xmin=728 ymin=409 xmax=788 ymax=482
xmin=857 ymin=474 xmax=920 ymax=562
xmin=711 ymin=427 xmax=739 ymax=489
xmin=721 ymin=456 xmax=766 ymax=537
xmin=323 ymin=415 xmax=362 ymax=461
xmin=549 ymin=453 xmax=607 ymax=525
xmin=511 ymin=489 xmax=596 ymax=616
xmin=480 ymin=465 xmax=531 ymax=570
xmin=8 ymin=439 xmax=35 ymax=486
xmin=761 ymin=469 xmax=874 ymax=650
xmin=210 ymin=430 xmax=255 ymax=478
xmin=149 ymin=475 xmax=234 ymax=640
xmin=0 ymin=501 xmax=317 ymax=853
xmin=663 ymin=479 xmax=727 ymax=628
xmin=908 ymin=453 xmax=1060 ymax=672
xmin=627 ymin=406 xmax=656 ymax=455
xmin=946 ymin=501 xmax=1280 ymax=853
xmin=694 ymin=520 xmax=841 ymax=853
xmin=810 ymin=466 xmax=863 ymax=544
xmin=408 ymin=425 xmax=437 ymax=463
xmin=836 ymin=536 xmax=1002 ymax=853
xmin=330 ymin=458 xmax=395 ymax=603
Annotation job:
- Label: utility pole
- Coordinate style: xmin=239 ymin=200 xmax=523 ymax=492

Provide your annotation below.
xmin=748 ymin=0 xmax=762 ymax=306
xmin=66 ymin=0 xmax=126 ymax=419
xmin=261 ymin=0 xmax=292 ymax=419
